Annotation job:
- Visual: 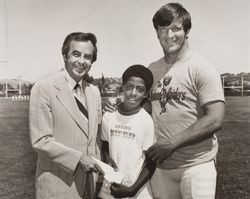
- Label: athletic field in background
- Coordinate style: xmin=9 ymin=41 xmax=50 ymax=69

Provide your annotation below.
xmin=0 ymin=97 xmax=249 ymax=199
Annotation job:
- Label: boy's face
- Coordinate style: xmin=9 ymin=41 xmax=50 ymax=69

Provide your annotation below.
xmin=123 ymin=76 xmax=147 ymax=111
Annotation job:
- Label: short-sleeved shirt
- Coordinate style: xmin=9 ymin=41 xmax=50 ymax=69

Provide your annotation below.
xmin=100 ymin=108 xmax=155 ymax=199
xmin=148 ymin=51 xmax=225 ymax=169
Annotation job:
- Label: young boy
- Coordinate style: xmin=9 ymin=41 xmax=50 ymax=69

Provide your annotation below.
xmin=98 ymin=64 xmax=155 ymax=199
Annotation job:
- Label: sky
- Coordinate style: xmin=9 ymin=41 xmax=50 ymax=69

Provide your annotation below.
xmin=0 ymin=0 xmax=249 ymax=82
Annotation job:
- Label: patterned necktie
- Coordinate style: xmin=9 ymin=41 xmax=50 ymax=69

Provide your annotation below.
xmin=74 ymin=83 xmax=88 ymax=119
xmin=74 ymin=84 xmax=93 ymax=198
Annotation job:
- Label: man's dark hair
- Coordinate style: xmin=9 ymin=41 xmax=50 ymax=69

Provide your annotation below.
xmin=122 ymin=64 xmax=153 ymax=92
xmin=152 ymin=3 xmax=192 ymax=33
xmin=62 ymin=32 xmax=97 ymax=63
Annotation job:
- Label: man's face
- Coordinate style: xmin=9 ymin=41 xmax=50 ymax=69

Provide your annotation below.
xmin=64 ymin=40 xmax=94 ymax=82
xmin=157 ymin=18 xmax=187 ymax=55
xmin=123 ymin=76 xmax=146 ymax=112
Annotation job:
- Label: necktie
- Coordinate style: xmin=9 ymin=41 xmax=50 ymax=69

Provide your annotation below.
xmin=74 ymin=84 xmax=93 ymax=198
xmin=82 ymin=174 xmax=95 ymax=198
xmin=74 ymin=83 xmax=88 ymax=119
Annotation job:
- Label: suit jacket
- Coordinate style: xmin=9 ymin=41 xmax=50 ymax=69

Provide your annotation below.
xmin=29 ymin=71 xmax=102 ymax=199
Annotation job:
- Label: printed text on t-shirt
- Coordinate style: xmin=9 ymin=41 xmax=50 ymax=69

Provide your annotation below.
xmin=151 ymin=76 xmax=186 ymax=114
xmin=110 ymin=124 xmax=136 ymax=140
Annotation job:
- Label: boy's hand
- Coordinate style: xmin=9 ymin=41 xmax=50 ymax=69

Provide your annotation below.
xmin=106 ymin=156 xmax=118 ymax=171
xmin=110 ymin=182 xmax=135 ymax=198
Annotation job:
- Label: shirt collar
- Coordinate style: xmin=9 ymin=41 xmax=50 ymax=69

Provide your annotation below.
xmin=63 ymin=69 xmax=83 ymax=91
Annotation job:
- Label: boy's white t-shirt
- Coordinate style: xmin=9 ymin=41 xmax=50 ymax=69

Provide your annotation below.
xmin=99 ymin=108 xmax=155 ymax=199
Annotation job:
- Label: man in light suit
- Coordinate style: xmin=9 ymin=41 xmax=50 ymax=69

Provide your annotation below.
xmin=29 ymin=32 xmax=103 ymax=199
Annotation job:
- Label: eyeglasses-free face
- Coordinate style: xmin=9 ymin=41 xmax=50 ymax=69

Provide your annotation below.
xmin=123 ymin=76 xmax=147 ymax=112
xmin=64 ymin=40 xmax=94 ymax=82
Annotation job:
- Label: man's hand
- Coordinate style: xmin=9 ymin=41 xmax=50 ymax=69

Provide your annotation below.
xmin=103 ymin=97 xmax=121 ymax=113
xmin=79 ymin=155 xmax=103 ymax=174
xmin=147 ymin=139 xmax=176 ymax=164
xmin=110 ymin=182 xmax=135 ymax=198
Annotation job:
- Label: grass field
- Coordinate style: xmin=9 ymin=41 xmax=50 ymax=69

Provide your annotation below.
xmin=0 ymin=99 xmax=36 ymax=199
xmin=0 ymin=97 xmax=249 ymax=199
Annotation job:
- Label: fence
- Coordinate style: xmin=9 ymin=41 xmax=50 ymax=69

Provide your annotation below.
xmin=221 ymin=76 xmax=250 ymax=96
xmin=11 ymin=95 xmax=30 ymax=101
xmin=0 ymin=79 xmax=28 ymax=98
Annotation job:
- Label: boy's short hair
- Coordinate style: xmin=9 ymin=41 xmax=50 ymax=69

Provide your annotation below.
xmin=122 ymin=64 xmax=153 ymax=91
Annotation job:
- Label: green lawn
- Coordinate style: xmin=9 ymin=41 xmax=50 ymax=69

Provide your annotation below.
xmin=0 ymin=97 xmax=249 ymax=199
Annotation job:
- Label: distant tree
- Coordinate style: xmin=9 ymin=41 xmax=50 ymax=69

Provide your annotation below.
xmin=101 ymin=73 xmax=105 ymax=85
xmin=118 ymin=85 xmax=123 ymax=92
xmin=85 ymin=74 xmax=94 ymax=83
xmin=22 ymin=83 xmax=34 ymax=95
xmin=95 ymin=74 xmax=107 ymax=92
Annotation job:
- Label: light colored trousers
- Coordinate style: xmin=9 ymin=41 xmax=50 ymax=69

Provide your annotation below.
xmin=151 ymin=160 xmax=217 ymax=199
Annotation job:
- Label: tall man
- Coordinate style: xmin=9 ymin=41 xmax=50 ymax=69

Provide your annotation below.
xmin=147 ymin=3 xmax=225 ymax=198
xmin=110 ymin=3 xmax=225 ymax=199
xmin=29 ymin=32 xmax=102 ymax=199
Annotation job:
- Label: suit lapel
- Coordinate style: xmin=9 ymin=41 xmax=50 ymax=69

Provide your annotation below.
xmin=83 ymin=81 xmax=96 ymax=140
xmin=53 ymin=73 xmax=89 ymax=138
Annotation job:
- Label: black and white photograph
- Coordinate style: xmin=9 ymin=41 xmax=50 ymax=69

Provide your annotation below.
xmin=0 ymin=0 xmax=249 ymax=198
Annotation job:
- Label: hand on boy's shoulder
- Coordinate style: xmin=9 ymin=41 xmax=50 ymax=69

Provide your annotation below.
xmin=103 ymin=97 xmax=122 ymax=113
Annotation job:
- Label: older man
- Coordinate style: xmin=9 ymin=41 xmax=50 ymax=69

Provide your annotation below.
xmin=29 ymin=32 xmax=102 ymax=199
